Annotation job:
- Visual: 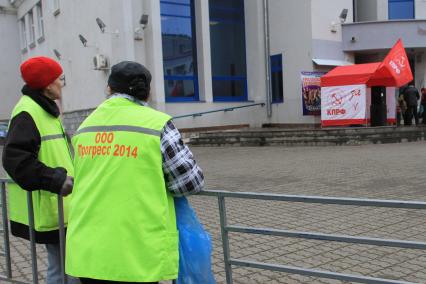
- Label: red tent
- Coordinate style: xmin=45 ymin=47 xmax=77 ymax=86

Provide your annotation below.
xmin=321 ymin=39 xmax=413 ymax=88
xmin=321 ymin=62 xmax=401 ymax=87
xmin=319 ymin=39 xmax=413 ymax=127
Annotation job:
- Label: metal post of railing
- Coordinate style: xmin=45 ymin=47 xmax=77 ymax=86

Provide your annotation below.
xmin=1 ymin=181 xmax=12 ymax=278
xmin=26 ymin=192 xmax=38 ymax=284
xmin=57 ymin=195 xmax=67 ymax=284
xmin=218 ymin=195 xmax=232 ymax=284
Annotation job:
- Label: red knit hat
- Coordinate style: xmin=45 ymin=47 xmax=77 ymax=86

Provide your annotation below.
xmin=20 ymin=56 xmax=63 ymax=89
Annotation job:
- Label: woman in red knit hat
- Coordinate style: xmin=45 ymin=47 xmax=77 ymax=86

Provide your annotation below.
xmin=2 ymin=56 xmax=79 ymax=284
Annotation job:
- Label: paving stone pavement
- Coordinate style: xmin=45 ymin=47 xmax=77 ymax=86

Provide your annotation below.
xmin=1 ymin=142 xmax=426 ymax=283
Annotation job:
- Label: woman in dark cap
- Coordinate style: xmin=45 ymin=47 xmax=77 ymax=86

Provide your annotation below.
xmin=66 ymin=61 xmax=204 ymax=283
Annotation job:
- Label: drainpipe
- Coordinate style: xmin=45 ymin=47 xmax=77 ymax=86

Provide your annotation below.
xmin=263 ymin=0 xmax=272 ymax=118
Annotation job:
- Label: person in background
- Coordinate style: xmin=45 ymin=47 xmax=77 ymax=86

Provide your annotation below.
xmin=403 ymin=83 xmax=420 ymax=125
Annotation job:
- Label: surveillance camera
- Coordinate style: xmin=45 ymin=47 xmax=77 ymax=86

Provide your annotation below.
xmin=53 ymin=49 xmax=62 ymax=60
xmin=96 ymin=17 xmax=106 ymax=33
xmin=140 ymin=14 xmax=149 ymax=29
xmin=340 ymin=8 xmax=348 ymax=23
xmin=78 ymin=34 xmax=88 ymax=47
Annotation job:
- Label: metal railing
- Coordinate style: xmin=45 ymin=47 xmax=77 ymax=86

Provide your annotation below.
xmin=0 ymin=180 xmax=13 ymax=283
xmin=0 ymin=178 xmax=67 ymax=284
xmin=199 ymin=190 xmax=426 ymax=284
xmin=173 ymin=103 xmax=265 ymax=120
xmin=2 ymin=179 xmax=426 ymax=283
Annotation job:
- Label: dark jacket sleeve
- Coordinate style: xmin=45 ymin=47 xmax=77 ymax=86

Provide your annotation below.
xmin=2 ymin=112 xmax=67 ymax=194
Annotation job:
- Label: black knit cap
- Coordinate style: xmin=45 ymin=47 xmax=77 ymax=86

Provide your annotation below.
xmin=107 ymin=61 xmax=152 ymax=95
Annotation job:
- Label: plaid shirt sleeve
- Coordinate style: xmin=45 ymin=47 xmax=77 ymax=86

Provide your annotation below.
xmin=160 ymin=120 xmax=204 ymax=197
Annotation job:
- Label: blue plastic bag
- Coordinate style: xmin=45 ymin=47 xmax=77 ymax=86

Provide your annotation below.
xmin=175 ymin=197 xmax=216 ymax=284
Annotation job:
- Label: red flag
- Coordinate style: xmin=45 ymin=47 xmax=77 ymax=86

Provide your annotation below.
xmin=376 ymin=39 xmax=413 ymax=87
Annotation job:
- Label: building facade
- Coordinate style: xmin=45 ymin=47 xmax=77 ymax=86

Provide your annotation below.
xmin=345 ymin=0 xmax=426 ymax=90
xmin=0 ymin=0 xmax=425 ymax=132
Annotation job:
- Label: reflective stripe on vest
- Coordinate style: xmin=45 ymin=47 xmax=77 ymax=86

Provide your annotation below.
xmin=7 ymin=95 xmax=73 ymax=232
xmin=41 ymin=133 xmax=66 ymax=141
xmin=66 ymin=97 xmax=178 ymax=281
xmin=75 ymin=125 xmax=161 ymax=137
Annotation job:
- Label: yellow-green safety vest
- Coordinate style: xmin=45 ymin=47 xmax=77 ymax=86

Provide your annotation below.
xmin=8 ymin=95 xmax=73 ymax=232
xmin=66 ymin=97 xmax=178 ymax=282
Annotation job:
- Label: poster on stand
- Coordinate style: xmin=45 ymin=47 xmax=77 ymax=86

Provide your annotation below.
xmin=301 ymin=71 xmax=326 ymax=115
xmin=321 ymin=84 xmax=367 ymax=126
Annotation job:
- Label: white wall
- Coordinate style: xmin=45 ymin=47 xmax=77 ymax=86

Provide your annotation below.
xmin=377 ymin=0 xmax=388 ymax=20
xmin=245 ymin=0 xmax=268 ymax=103
xmin=142 ymin=0 xmax=165 ymax=109
xmin=311 ymin=0 xmax=354 ymax=62
xmin=194 ymin=0 xmax=212 ymax=103
xmin=311 ymin=0 xmax=353 ymax=41
xmin=268 ymin=0 xmax=318 ymax=124
xmin=0 ymin=2 xmax=22 ymax=120
xmin=415 ymin=0 xmax=426 ymax=19
xmin=415 ymin=49 xmax=426 ymax=89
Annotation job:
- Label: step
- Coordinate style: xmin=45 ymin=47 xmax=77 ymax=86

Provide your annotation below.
xmin=197 ymin=126 xmax=426 ymax=138
xmin=189 ymin=126 xmax=426 ymax=147
xmin=198 ymin=131 xmax=426 ymax=140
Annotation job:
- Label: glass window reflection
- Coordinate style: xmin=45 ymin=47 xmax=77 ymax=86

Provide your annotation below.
xmin=161 ymin=0 xmax=199 ymax=101
xmin=209 ymin=0 xmax=247 ymax=101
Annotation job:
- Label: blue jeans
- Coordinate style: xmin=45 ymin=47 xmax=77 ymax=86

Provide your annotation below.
xmin=46 ymin=243 xmax=80 ymax=284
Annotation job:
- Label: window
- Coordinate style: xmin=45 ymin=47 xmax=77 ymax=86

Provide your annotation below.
xmin=19 ymin=18 xmax=27 ymax=52
xmin=160 ymin=0 xmax=199 ymax=102
xmin=209 ymin=0 xmax=247 ymax=101
xmin=353 ymin=0 xmax=378 ymax=22
xmin=28 ymin=11 xmax=36 ymax=47
xmin=19 ymin=18 xmax=28 ymax=51
xmin=270 ymin=54 xmax=283 ymax=103
xmin=36 ymin=2 xmax=44 ymax=40
xmin=388 ymin=0 xmax=414 ymax=20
